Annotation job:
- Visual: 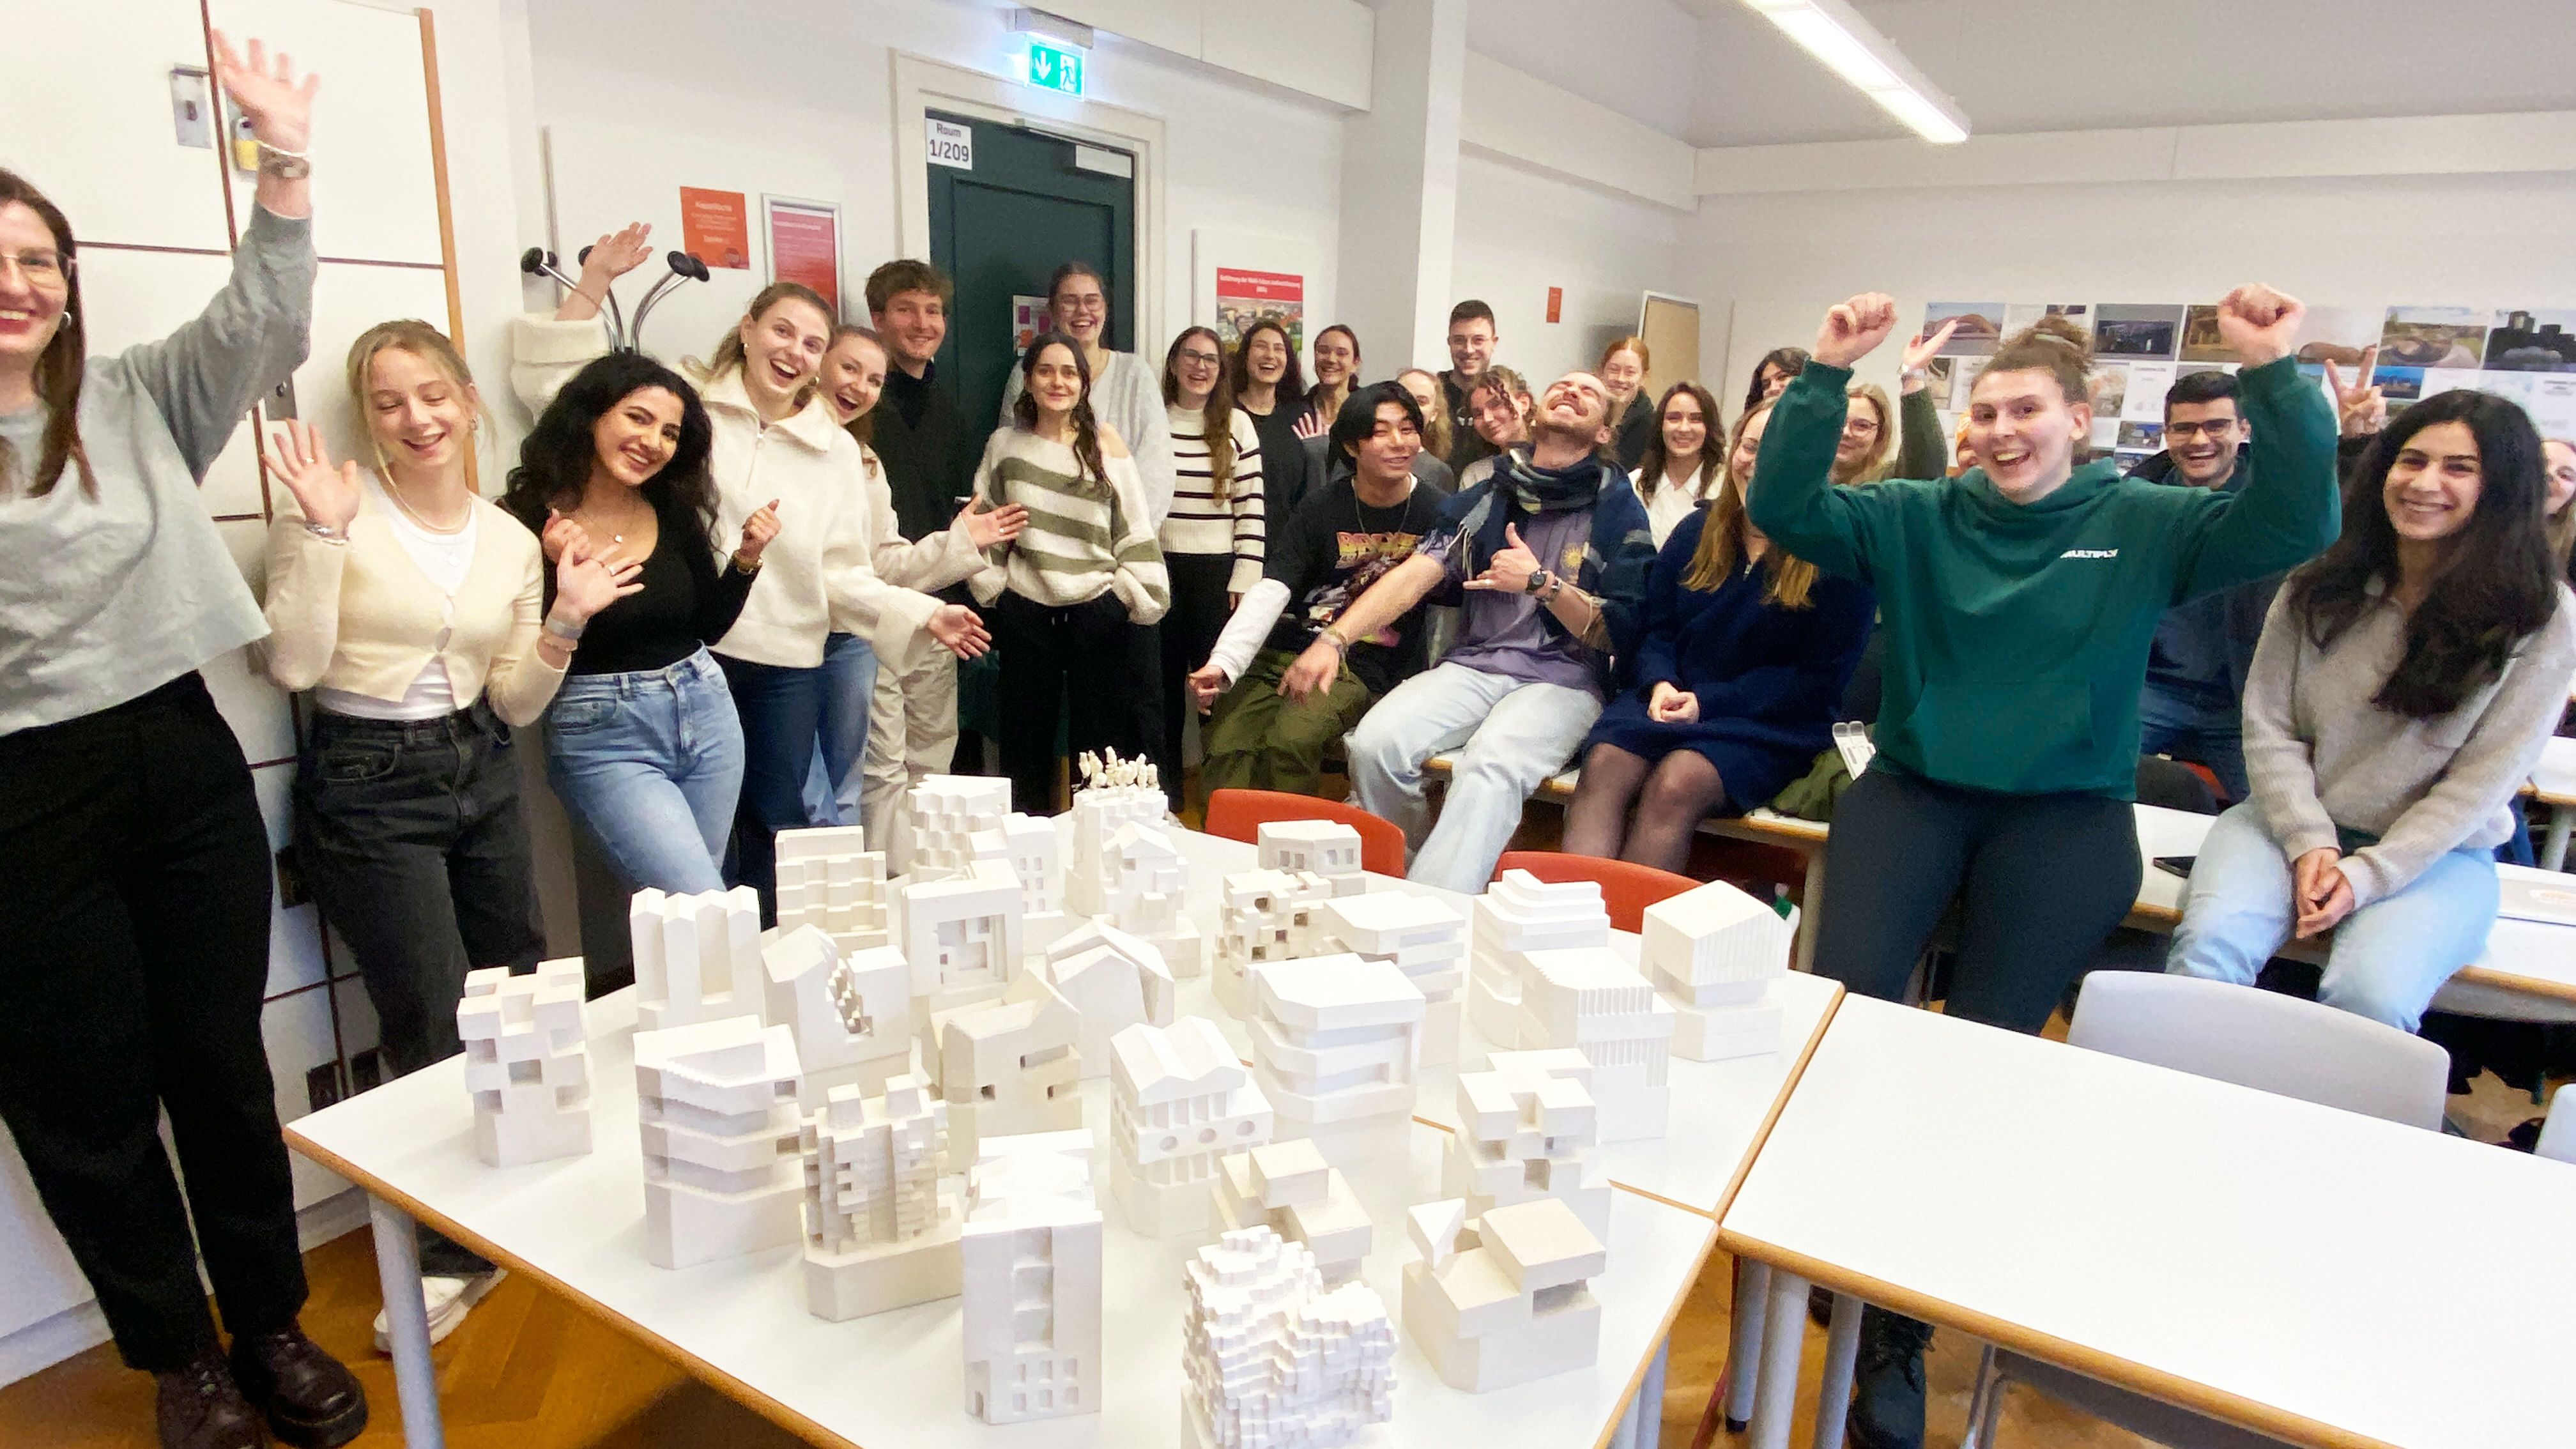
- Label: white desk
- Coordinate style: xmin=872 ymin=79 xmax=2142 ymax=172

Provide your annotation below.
xmin=1719 ymin=993 xmax=2576 ymax=1449
xmin=2529 ymin=735 xmax=2576 ymax=870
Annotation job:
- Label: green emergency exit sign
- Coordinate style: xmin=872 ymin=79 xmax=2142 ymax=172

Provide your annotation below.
xmin=1027 ymin=39 xmax=1084 ymax=95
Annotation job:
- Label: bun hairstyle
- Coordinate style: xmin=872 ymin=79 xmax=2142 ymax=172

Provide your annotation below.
xmin=1979 ymin=314 xmax=2093 ymax=405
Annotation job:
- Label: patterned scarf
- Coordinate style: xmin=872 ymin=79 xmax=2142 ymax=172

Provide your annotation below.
xmin=1491 ymin=445 xmax=1613 ymax=516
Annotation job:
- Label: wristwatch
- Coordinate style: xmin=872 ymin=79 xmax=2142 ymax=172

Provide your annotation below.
xmin=256 ymin=142 xmax=311 ymax=181
xmin=1524 ymin=568 xmax=1551 ymax=595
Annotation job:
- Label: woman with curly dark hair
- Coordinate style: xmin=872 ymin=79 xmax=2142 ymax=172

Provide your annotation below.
xmin=501 ymin=351 xmax=778 ymax=892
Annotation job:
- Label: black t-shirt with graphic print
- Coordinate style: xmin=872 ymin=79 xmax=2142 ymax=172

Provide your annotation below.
xmin=1260 ymin=475 xmax=1450 ymax=697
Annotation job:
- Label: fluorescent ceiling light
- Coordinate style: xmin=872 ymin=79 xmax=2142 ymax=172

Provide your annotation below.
xmin=1737 ymin=0 xmax=1970 ymax=144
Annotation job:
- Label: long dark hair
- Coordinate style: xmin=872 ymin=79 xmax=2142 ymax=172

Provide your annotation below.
xmin=502 ymin=351 xmax=719 ymax=539
xmin=1162 ymin=326 xmax=1238 ymax=502
xmin=1636 ymin=380 xmax=1722 ymax=503
xmin=2290 ymin=389 xmax=2559 ymax=719
xmin=1742 ymin=346 xmax=1808 ymax=415
xmin=1012 ymin=331 xmax=1107 ymax=489
xmin=1229 ymin=318 xmax=1306 ymax=411
xmin=0 ymin=169 xmax=94 ymax=498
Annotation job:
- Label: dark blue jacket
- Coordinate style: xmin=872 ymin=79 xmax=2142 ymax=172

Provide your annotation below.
xmin=1429 ymin=450 xmax=1657 ymax=687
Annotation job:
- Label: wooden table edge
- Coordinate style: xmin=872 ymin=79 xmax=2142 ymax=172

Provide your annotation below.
xmin=2450 ymin=962 xmax=2576 ymax=1004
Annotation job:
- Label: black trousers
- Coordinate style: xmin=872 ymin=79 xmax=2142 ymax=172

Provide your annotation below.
xmin=1153 ymin=553 xmax=1237 ymax=809
xmin=0 ymin=674 xmax=305 ymax=1370
xmin=1813 ymin=767 xmax=2141 ymax=1033
xmin=992 ymin=590 xmax=1156 ymax=815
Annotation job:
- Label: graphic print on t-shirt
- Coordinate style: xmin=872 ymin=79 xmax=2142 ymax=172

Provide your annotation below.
xmin=1301 ymin=528 xmax=1425 ymax=647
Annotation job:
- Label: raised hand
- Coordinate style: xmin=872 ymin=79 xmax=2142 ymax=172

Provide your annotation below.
xmin=1462 ymin=521 xmax=1544 ymax=594
xmin=1814 ymin=293 xmax=1899 ymax=370
xmin=553 ymin=540 xmax=645 ymax=624
xmin=2322 ymin=347 xmax=2387 ymax=438
xmin=1290 ymin=410 xmax=1326 ymax=441
xmin=579 ymin=222 xmax=655 ymax=286
xmin=1899 ymin=318 xmax=1960 ymax=383
xmin=928 ymin=603 xmax=992 ymax=659
xmin=539 ymin=509 xmax=591 ymax=565
xmin=263 ymin=420 xmax=360 ymax=533
xmin=960 ymin=496 xmax=1028 ymax=550
xmin=211 ymin=31 xmax=319 ymax=153
xmin=736 ymin=498 xmax=782 ymax=567
xmin=1646 ymin=681 xmax=1699 ymax=724
xmin=2215 ymin=284 xmax=2305 ymax=369
xmin=1186 ymin=662 xmax=1230 ymax=712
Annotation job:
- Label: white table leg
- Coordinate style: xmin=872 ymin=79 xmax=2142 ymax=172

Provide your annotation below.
xmin=1611 ymin=1382 xmax=1641 ymax=1449
xmin=2547 ymin=804 xmax=2572 ymax=872
xmin=1749 ymin=1267 xmax=1810 ymax=1449
xmin=1809 ymin=1292 xmax=1862 ymax=1449
xmin=367 ymin=1193 xmax=447 ymax=1449
xmin=1638 ymin=1336 xmax=1668 ymax=1445
xmin=1726 ymin=1259 xmax=1771 ymax=1429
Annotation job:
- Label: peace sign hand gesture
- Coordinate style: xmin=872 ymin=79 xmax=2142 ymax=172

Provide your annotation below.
xmin=2322 ymin=346 xmax=2387 ymax=438
xmin=263 ymin=420 xmax=361 ymax=534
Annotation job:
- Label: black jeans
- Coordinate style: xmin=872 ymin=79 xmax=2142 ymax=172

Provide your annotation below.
xmin=0 ymin=674 xmax=305 ymax=1370
xmin=992 ymin=590 xmax=1156 ymax=815
xmin=1153 ymin=553 xmax=1237 ymax=809
xmin=1813 ymin=767 xmax=2142 ymax=1033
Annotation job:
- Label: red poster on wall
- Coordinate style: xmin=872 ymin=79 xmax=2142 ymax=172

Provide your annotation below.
xmin=765 ymin=197 xmax=841 ymax=312
xmin=1215 ymin=267 xmax=1305 ymax=351
xmin=679 ymin=187 xmax=751 ymax=270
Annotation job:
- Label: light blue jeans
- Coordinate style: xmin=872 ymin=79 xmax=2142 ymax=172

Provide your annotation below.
xmin=2164 ymin=799 xmax=2499 ymax=1032
xmin=544 ymin=648 xmax=744 ymax=895
xmin=1349 ymin=661 xmax=1602 ymax=894
xmin=802 ymin=631 xmax=880 ymax=827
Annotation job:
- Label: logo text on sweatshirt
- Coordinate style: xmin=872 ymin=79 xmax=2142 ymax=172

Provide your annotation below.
xmin=2060 ymin=548 xmax=2120 ymax=559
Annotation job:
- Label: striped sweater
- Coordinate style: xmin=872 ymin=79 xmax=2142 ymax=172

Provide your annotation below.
xmin=967 ymin=427 xmax=1171 ymax=625
xmin=1162 ymin=403 xmax=1267 ymax=594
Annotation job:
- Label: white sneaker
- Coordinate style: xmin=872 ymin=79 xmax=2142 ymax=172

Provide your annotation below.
xmin=372 ymin=1268 xmax=509 ymax=1353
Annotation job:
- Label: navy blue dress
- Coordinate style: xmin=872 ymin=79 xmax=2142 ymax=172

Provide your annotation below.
xmin=1586 ymin=507 xmax=1875 ymax=811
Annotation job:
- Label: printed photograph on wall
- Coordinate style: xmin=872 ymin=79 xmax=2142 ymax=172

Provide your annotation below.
xmin=2179 ymin=305 xmax=2236 ymax=363
xmin=2122 ymin=362 xmax=2179 ymax=422
xmin=2117 ymin=420 xmax=2165 ymax=452
xmin=1213 ymin=267 xmax=1305 ymax=351
xmin=2088 ymin=363 xmax=2130 ymax=419
xmin=2091 ymin=305 xmax=2185 ymax=360
xmin=1012 ymin=295 xmax=1049 ymax=354
xmin=2378 ymin=306 xmax=2488 ymax=368
xmin=2484 ymin=309 xmax=2576 ymax=371
xmin=762 ymin=195 xmax=839 ymax=312
xmin=2373 ymin=364 xmax=2430 ymax=402
xmin=2288 ymin=306 xmax=2380 ymax=367
xmin=1926 ymin=302 xmax=2004 ymax=356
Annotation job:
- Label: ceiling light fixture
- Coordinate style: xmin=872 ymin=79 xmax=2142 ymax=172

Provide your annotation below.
xmin=1740 ymin=0 xmax=1969 ymax=144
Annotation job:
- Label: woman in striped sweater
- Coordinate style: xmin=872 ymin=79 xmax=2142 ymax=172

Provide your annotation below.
xmin=970 ymin=332 xmax=1172 ymax=813
xmin=1156 ymin=326 xmax=1266 ymax=807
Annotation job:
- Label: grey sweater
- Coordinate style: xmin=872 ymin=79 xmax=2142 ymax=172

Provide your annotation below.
xmin=2244 ymin=578 xmax=2576 ymax=907
xmin=0 ymin=206 xmax=312 ymax=736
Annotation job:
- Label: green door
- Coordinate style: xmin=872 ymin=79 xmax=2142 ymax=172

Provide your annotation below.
xmin=925 ymin=111 xmax=1137 ymax=454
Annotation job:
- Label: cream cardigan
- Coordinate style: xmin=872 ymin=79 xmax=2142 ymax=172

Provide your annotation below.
xmin=260 ymin=480 xmax=564 ymax=726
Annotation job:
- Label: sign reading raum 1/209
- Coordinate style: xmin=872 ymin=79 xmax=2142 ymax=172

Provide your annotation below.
xmin=1027 ymin=39 xmax=1085 ymax=95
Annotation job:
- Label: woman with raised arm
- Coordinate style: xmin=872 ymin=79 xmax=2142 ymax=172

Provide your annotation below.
xmin=0 ymin=38 xmax=372 ymax=1449
xmin=1156 ymin=325 xmax=1266 ymax=807
xmin=998 ymin=262 xmax=1177 ymax=526
xmin=1629 ymin=380 xmax=1722 ymax=546
xmin=1294 ymin=323 xmax=1361 ymax=439
xmin=1231 ymin=318 xmax=1314 ymax=517
xmin=1745 ymin=289 xmax=2339 ymax=1449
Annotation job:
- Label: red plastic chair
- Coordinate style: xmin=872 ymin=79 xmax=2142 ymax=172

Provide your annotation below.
xmin=1203 ymin=788 xmax=1407 ymax=878
xmin=1492 ymin=851 xmax=1700 ymax=935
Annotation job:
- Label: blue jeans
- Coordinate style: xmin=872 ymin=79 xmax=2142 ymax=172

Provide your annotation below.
xmin=1349 ymin=661 xmax=1602 ymax=894
xmin=2137 ymin=682 xmax=2248 ymax=800
xmin=802 ymin=631 xmax=880 ymax=828
xmin=544 ymin=648 xmax=744 ymax=896
xmin=2165 ymin=800 xmax=2499 ymax=1032
xmin=718 ymin=652 xmax=832 ymax=924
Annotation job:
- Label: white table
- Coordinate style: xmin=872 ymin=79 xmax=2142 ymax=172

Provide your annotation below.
xmin=1720 ymin=993 xmax=2576 ymax=1449
xmin=2529 ymin=735 xmax=2576 ymax=870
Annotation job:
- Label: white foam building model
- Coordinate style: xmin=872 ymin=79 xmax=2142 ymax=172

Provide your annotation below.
xmin=631 ymin=885 xmax=763 ymax=1032
xmin=773 ymin=824 xmax=890 ymax=954
xmin=1639 ymin=880 xmax=1793 ymax=1061
xmin=1442 ymin=1048 xmax=1610 ymax=1243
xmin=1322 ymin=893 xmax=1468 ymax=1067
xmin=797 ymin=1072 xmax=961 ymax=1321
xmin=908 ymin=774 xmax=1014 ymax=882
xmin=1067 ymin=750 xmax=1204 ymax=978
xmin=1401 ymin=1196 xmax=1606 ymax=1393
xmin=976 ymin=811 xmax=1071 ymax=954
xmin=1212 ymin=868 xmax=1335 ymax=1019
xmin=1254 ymin=819 xmax=1367 ymax=898
xmin=1215 ymin=1138 xmax=1374 ymax=1287
xmin=1108 ymin=1017 xmax=1275 ymax=1238
xmin=1039 ymin=920 xmax=1176 ymax=1080
xmin=1515 ymin=947 xmax=1676 ymax=1144
xmin=1468 ymin=871 xmax=1610 ymax=1048
xmin=961 ymin=1129 xmax=1101 ymax=1425
xmin=900 ymin=858 xmax=1025 ymax=1073
xmin=1183 ymin=1227 xmax=1396 ymax=1449
xmin=1248 ymin=954 xmax=1426 ymax=1130
xmin=761 ymin=925 xmax=915 ymax=1108
xmin=632 ymin=1015 xmax=805 ymax=1270
xmin=933 ymin=972 xmax=1082 ymax=1159
xmin=455 ymin=958 xmax=592 ymax=1168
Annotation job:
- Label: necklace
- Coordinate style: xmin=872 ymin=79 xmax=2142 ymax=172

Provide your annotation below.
xmin=572 ymin=493 xmax=653 ymax=548
xmin=381 ymin=472 xmax=471 ymax=535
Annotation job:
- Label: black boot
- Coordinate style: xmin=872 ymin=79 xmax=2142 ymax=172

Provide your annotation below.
xmin=153 ymin=1348 xmax=266 ymax=1449
xmin=1845 ymin=1305 xmax=1937 ymax=1449
xmin=227 ymin=1325 xmax=368 ymax=1448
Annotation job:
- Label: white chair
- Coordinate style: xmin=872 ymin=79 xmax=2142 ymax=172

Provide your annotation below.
xmin=1960 ymin=972 xmax=2453 ymax=1448
xmin=2538 ymin=1084 xmax=2575 ymax=1164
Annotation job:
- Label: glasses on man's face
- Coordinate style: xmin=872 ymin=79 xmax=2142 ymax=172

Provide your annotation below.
xmin=2165 ymin=420 xmax=2241 ymax=441
xmin=3 ymin=250 xmax=68 ymax=288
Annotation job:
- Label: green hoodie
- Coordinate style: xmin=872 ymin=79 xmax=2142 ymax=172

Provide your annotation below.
xmin=1745 ymin=355 xmax=2339 ymax=798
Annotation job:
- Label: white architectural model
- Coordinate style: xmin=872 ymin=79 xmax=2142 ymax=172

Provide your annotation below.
xmin=1183 ymin=1227 xmax=1396 ymax=1449
xmin=1442 ymin=1049 xmax=1609 ymax=1243
xmin=1401 ymin=1196 xmax=1605 ymax=1393
xmin=976 ymin=811 xmax=1071 ymax=953
xmin=909 ymin=774 xmax=1013 ymax=882
xmin=631 ymin=885 xmax=763 ymax=1032
xmin=962 ymin=1129 xmax=1102 ymax=1425
xmin=1248 ymin=954 xmax=1426 ymax=1129
xmin=1468 ymin=871 xmax=1610 ymax=1047
xmin=1067 ymin=750 xmax=1203 ymax=977
xmin=762 ymin=926 xmax=914 ymax=1107
xmin=632 ymin=1015 xmax=804 ymax=1269
xmin=1322 ymin=893 xmax=1468 ymax=1067
xmin=1109 ymin=1017 xmax=1275 ymax=1238
xmin=455 ymin=959 xmax=592 ymax=1168
xmin=900 ymin=857 xmax=1023 ymax=1016
xmin=798 ymin=1073 xmax=961 ymax=1321
xmin=1516 ymin=948 xmax=1676 ymax=1143
xmin=1213 ymin=868 xmax=1335 ymax=1018
xmin=1039 ymin=920 xmax=1176 ymax=1079
xmin=1216 ymin=1138 xmax=1374 ymax=1287
xmin=773 ymin=824 xmax=890 ymax=954
xmin=1255 ymin=818 xmax=1367 ymax=898
xmin=1639 ymin=880 xmax=1793 ymax=1061
xmin=933 ymin=973 xmax=1082 ymax=1158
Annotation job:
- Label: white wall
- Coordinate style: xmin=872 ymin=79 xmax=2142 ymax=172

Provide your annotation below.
xmin=1447 ymin=151 xmax=1689 ymax=389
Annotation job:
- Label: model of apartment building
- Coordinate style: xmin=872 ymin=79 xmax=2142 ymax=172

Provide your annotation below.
xmin=1401 ymin=1196 xmax=1605 ymax=1393
xmin=1183 ymin=1227 xmax=1396 ymax=1449
xmin=1215 ymin=1138 xmax=1373 ymax=1287
xmin=455 ymin=958 xmax=592 ymax=1168
xmin=1254 ymin=818 xmax=1367 ymax=898
xmin=933 ymin=972 xmax=1082 ymax=1159
xmin=1639 ymin=880 xmax=1793 ymax=1061
xmin=762 ymin=925 xmax=914 ymax=1108
xmin=908 ymin=774 xmax=1013 ymax=882
xmin=631 ymin=885 xmax=764 ymax=1032
xmin=1468 ymin=871 xmax=1610 ymax=1048
xmin=1108 ymin=1016 xmax=1275 ymax=1238
xmin=1066 ymin=751 xmax=1203 ymax=977
xmin=632 ymin=1015 xmax=804 ymax=1270
xmin=1248 ymin=954 xmax=1426 ymax=1130
xmin=773 ymin=824 xmax=889 ymax=954
xmin=974 ymin=811 xmax=1071 ymax=954
xmin=1443 ymin=1048 xmax=1609 ymax=1243
xmin=1039 ymin=920 xmax=1176 ymax=1080
xmin=961 ymin=1129 xmax=1102 ymax=1426
xmin=1516 ymin=947 xmax=1676 ymax=1143
xmin=1322 ymin=892 xmax=1468 ymax=1066
xmin=1212 ymin=868 xmax=1335 ymax=1018
xmin=798 ymin=1073 xmax=961 ymax=1321
xmin=901 ymin=858 xmax=1023 ymax=1009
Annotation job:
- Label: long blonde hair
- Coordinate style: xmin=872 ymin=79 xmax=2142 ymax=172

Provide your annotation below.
xmin=2547 ymin=438 xmax=2576 ymax=573
xmin=344 ymin=319 xmax=484 ymax=480
xmin=707 ymin=281 xmax=834 ymax=381
xmin=1398 ymin=369 xmax=1452 ymax=463
xmin=1682 ymin=399 xmax=1821 ymax=609
xmin=1837 ymin=381 xmax=1896 ymax=483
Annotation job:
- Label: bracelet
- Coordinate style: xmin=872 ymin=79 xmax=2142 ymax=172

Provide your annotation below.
xmin=542 ymin=614 xmax=586 ymax=645
xmin=302 ymin=519 xmax=348 ymax=544
xmin=1318 ymin=626 xmax=1351 ymax=656
xmin=256 ymin=141 xmax=311 ymax=181
xmin=730 ymin=550 xmax=763 ymax=574
xmin=1542 ymin=573 xmax=1566 ymax=604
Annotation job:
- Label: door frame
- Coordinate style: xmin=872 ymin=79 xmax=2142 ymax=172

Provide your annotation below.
xmin=891 ymin=50 xmax=1167 ymax=354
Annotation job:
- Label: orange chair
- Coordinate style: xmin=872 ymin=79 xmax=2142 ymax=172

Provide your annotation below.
xmin=1203 ymin=788 xmax=1407 ymax=878
xmin=1492 ymin=851 xmax=1700 ymax=935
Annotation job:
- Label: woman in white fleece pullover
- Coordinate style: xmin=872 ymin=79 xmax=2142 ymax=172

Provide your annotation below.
xmin=2167 ymin=390 xmax=2576 ymax=1030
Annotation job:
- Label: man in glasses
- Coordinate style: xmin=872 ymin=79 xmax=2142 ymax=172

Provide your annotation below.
xmin=2126 ymin=369 xmax=2267 ymax=799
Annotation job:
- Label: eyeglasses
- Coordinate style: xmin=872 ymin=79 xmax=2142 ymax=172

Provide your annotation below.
xmin=1841 ymin=418 xmax=1882 ymax=436
xmin=1176 ymin=349 xmax=1222 ymax=368
xmin=2 ymin=250 xmax=69 ymax=288
xmin=2165 ymin=420 xmax=2241 ymax=440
